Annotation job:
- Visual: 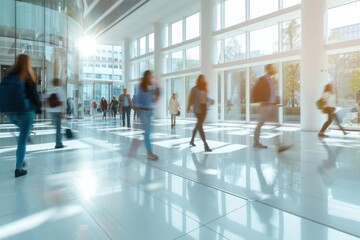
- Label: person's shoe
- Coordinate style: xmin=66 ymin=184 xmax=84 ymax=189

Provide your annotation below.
xmin=55 ymin=144 xmax=65 ymax=149
xmin=253 ymin=143 xmax=268 ymax=149
xmin=15 ymin=169 xmax=27 ymax=178
xmin=318 ymin=133 xmax=329 ymax=138
xmin=147 ymin=153 xmax=159 ymax=160
xmin=278 ymin=144 xmax=293 ymax=153
xmin=204 ymin=145 xmax=212 ymax=152
xmin=189 ymin=141 xmax=196 ymax=147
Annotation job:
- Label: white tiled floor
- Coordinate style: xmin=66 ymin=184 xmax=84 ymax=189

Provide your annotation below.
xmin=0 ymin=118 xmax=359 ymax=239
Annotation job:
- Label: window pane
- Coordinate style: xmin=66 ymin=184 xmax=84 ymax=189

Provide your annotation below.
xmin=224 ymin=0 xmax=245 ymax=28
xmin=250 ymin=0 xmax=278 ymax=19
xmin=148 ymin=59 xmax=154 ymax=71
xmin=171 ymin=51 xmax=183 ymax=72
xmin=282 ymin=19 xmax=301 ymax=51
xmin=283 ymin=0 xmax=301 ymax=8
xmin=186 ymin=13 xmax=200 ymax=40
xmin=250 ymin=25 xmax=278 ymax=57
xmin=164 ymin=26 xmax=169 ymax=47
xmin=328 ymin=2 xmax=360 ymax=43
xmin=186 ymin=46 xmax=200 ymax=69
xmin=139 ymin=61 xmax=147 ymax=76
xmin=185 ymin=75 xmax=198 ymax=118
xmin=224 ymin=69 xmax=247 ymax=121
xmin=215 ymin=2 xmax=222 ymax=30
xmin=148 ymin=33 xmax=154 ymax=52
xmin=132 ymin=40 xmax=138 ymax=58
xmin=224 ymin=34 xmax=246 ymax=62
xmin=216 ymin=40 xmax=223 ymax=64
xmin=328 ymin=52 xmax=360 ymax=116
xmin=139 ymin=36 xmax=146 ymax=55
xmin=283 ymin=61 xmax=301 ymax=123
xmin=172 ymin=20 xmax=183 ymax=45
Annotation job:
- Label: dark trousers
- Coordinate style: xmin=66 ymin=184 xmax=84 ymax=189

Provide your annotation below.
xmin=191 ymin=105 xmax=208 ymax=146
xmin=320 ymin=107 xmax=345 ymax=133
xmin=122 ymin=106 xmax=131 ymax=127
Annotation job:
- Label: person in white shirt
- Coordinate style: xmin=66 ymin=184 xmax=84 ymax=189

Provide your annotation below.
xmin=168 ymin=93 xmax=180 ymax=127
xmin=47 ymin=78 xmax=66 ymax=148
xmin=319 ymin=83 xmax=347 ymax=138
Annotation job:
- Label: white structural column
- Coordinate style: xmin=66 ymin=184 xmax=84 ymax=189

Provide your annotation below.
xmin=201 ymin=0 xmax=217 ymax=122
xmin=301 ymin=1 xmax=328 ymax=238
xmin=122 ymin=39 xmax=131 ymax=89
xmin=154 ymin=23 xmax=166 ymax=119
xmin=300 ymin=0 xmax=328 ymax=131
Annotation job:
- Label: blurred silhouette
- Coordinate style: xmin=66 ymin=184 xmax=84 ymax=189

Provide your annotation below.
xmin=47 ymin=78 xmax=66 ymax=149
xmin=317 ymin=141 xmax=341 ymax=186
xmin=131 ymin=70 xmax=159 ymax=160
xmin=187 ymin=74 xmax=212 ymax=152
xmin=109 ymin=96 xmax=119 ymax=119
xmin=318 ymin=83 xmax=347 ymax=138
xmin=101 ymin=97 xmax=108 ymax=120
xmin=0 ymin=54 xmax=41 ymax=177
xmin=90 ymin=99 xmax=97 ymax=118
xmin=119 ymin=88 xmax=132 ymax=128
xmin=252 ymin=64 xmax=291 ymax=153
xmin=168 ymin=93 xmax=180 ymax=128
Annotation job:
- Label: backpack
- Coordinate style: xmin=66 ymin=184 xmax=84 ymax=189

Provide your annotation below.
xmin=48 ymin=93 xmax=61 ymax=108
xmin=0 ymin=74 xmax=29 ymax=113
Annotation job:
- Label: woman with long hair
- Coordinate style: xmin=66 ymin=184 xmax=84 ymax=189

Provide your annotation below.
xmin=5 ymin=54 xmax=41 ymax=177
xmin=134 ymin=70 xmax=159 ymax=160
xmin=318 ymin=83 xmax=347 ymax=138
xmin=187 ymin=74 xmax=212 ymax=152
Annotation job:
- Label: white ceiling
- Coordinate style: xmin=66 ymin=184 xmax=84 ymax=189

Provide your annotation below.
xmin=95 ymin=0 xmax=200 ymax=44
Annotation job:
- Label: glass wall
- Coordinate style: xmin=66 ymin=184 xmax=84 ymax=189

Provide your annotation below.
xmin=82 ymin=44 xmax=123 ymax=113
xmin=224 ymin=69 xmax=247 ymax=121
xmin=0 ymin=0 xmax=83 ymax=122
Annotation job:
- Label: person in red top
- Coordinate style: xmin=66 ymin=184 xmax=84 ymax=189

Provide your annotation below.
xmin=101 ymin=97 xmax=108 ymax=120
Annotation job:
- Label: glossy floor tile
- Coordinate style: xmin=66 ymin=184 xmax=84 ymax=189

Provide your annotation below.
xmin=0 ymin=118 xmax=359 ymax=239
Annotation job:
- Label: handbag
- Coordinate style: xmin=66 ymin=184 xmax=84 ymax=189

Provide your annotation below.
xmin=176 ymin=110 xmax=181 ymax=116
xmin=65 ymin=128 xmax=74 ymax=139
xmin=48 ymin=93 xmax=62 ymax=108
xmin=316 ymin=98 xmax=326 ymax=110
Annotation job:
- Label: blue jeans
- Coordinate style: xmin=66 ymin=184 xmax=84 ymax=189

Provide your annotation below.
xmin=7 ymin=111 xmax=35 ymax=169
xmin=52 ymin=112 xmax=62 ymax=146
xmin=139 ymin=110 xmax=152 ymax=153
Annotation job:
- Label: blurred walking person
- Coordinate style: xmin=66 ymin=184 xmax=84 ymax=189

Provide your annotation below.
xmin=119 ymin=88 xmax=132 ymax=128
xmin=187 ymin=74 xmax=212 ymax=152
xmin=168 ymin=93 xmax=180 ymax=128
xmin=0 ymin=54 xmax=41 ymax=177
xmin=132 ymin=70 xmax=159 ymax=160
xmin=318 ymin=83 xmax=347 ymax=138
xmin=252 ymin=64 xmax=291 ymax=152
xmin=90 ymin=99 xmax=97 ymax=118
xmin=252 ymin=64 xmax=278 ymax=149
xmin=109 ymin=96 xmax=119 ymax=119
xmin=47 ymin=78 xmax=66 ymax=149
xmin=101 ymin=97 xmax=107 ymax=120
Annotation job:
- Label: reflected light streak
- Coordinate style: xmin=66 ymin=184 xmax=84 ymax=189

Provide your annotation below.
xmin=0 ymin=205 xmax=82 ymax=239
xmin=75 ymin=170 xmax=97 ymax=197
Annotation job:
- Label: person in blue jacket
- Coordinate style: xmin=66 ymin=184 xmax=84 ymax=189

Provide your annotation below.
xmin=133 ymin=70 xmax=159 ymax=160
